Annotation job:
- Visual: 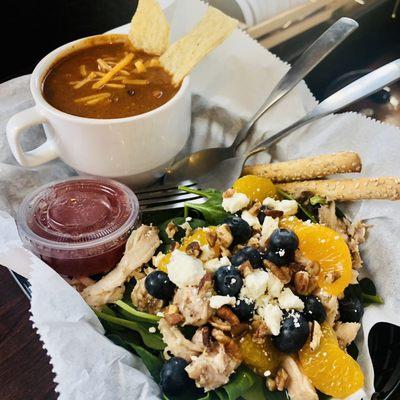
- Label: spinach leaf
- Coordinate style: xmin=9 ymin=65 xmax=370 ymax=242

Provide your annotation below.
xmin=95 ymin=311 xmax=165 ymax=350
xmin=219 ymin=366 xmax=255 ymax=400
xmin=278 ymin=189 xmax=317 ymax=223
xmin=178 ymin=186 xmax=231 ymax=225
xmin=158 ymin=217 xmax=206 ymax=245
xmin=114 ymin=300 xmax=162 ymax=323
xmin=122 ymin=278 xmax=137 ymax=302
xmin=345 ymin=282 xmax=384 ymax=306
xmin=310 ymin=195 xmax=327 ymax=206
xmin=129 ymin=342 xmax=163 ymax=383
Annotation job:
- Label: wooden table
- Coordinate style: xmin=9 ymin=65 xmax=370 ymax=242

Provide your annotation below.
xmin=0 ymin=266 xmax=57 ymax=400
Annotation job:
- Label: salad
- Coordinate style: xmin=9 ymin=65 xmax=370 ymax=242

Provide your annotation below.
xmin=76 ymin=152 xmax=391 ymax=400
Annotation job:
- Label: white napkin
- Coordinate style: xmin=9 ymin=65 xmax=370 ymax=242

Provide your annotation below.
xmin=1 ymin=0 xmax=400 ymax=398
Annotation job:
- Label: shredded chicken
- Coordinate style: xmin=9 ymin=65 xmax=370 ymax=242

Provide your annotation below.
xmin=173 ymin=286 xmax=213 ymax=326
xmin=334 ymin=322 xmax=361 ymax=348
xmin=185 ymin=343 xmax=241 ymax=391
xmin=82 ymin=225 xmax=160 ymax=307
xmin=318 ymin=203 xmax=367 ymax=269
xmin=281 ymin=356 xmax=318 ymax=400
xmin=315 ymin=289 xmax=339 ymax=327
xmin=131 ymin=278 xmax=164 ymax=314
xmin=158 ymin=318 xmax=204 ymax=362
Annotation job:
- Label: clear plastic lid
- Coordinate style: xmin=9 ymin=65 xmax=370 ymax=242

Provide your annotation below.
xmin=17 ymin=177 xmax=139 ymax=259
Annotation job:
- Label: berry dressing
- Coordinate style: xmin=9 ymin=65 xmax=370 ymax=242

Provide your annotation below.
xmin=17 ymin=177 xmax=139 ymax=276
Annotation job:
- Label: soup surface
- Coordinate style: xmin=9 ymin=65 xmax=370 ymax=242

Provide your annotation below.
xmin=43 ymin=40 xmax=180 ymax=119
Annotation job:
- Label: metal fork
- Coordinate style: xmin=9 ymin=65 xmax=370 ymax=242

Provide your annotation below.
xmin=137 ymin=58 xmax=400 ymax=212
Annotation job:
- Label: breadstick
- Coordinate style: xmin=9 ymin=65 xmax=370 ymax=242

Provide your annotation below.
xmin=243 ymin=152 xmax=361 ymax=182
xmin=277 ymin=177 xmax=400 ymax=201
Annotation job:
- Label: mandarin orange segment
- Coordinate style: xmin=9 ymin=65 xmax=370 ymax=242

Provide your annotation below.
xmin=159 ymin=228 xmax=220 ymax=271
xmin=299 ymin=323 xmax=364 ymax=398
xmin=239 ymin=333 xmax=281 ymax=375
xmin=157 ymin=253 xmax=172 ymax=272
xmin=182 ymin=227 xmax=220 ymax=256
xmin=233 ymin=175 xmax=277 ymax=202
xmin=280 ymin=217 xmax=352 ymax=295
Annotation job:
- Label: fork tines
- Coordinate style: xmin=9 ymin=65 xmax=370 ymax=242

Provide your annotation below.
xmin=136 ymin=180 xmax=204 ymax=212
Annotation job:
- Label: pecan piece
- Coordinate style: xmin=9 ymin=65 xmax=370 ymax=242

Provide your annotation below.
xmin=238 ymin=260 xmax=253 ymax=277
xmin=212 ymin=329 xmax=242 ymax=360
xmin=216 ymin=224 xmax=233 ymax=248
xmin=186 ymin=241 xmax=202 ymax=257
xmin=293 ymin=271 xmax=310 ymax=295
xmin=275 ymin=368 xmax=289 ymax=391
xmin=165 ymin=222 xmax=178 ymax=239
xmin=164 ymin=313 xmax=185 ymax=325
xmin=210 ymin=316 xmax=231 ymax=331
xmin=264 ymin=209 xmax=284 ymax=219
xmin=265 ymin=260 xmax=292 ymax=284
xmin=217 ymin=306 xmax=240 ymax=326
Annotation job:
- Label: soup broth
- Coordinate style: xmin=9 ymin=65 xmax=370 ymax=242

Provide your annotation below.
xmin=42 ymin=40 xmax=179 ymax=119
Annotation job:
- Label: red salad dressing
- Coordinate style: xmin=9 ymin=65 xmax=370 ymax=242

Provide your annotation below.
xmin=17 ymin=178 xmax=139 ymax=276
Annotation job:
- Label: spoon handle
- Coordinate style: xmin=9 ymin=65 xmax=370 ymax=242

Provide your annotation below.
xmin=247 ymin=58 xmax=400 ymax=158
xmin=230 ymin=17 xmax=358 ymax=152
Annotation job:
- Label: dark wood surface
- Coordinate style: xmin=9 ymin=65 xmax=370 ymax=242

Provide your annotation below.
xmin=0 ymin=266 xmax=57 ymax=400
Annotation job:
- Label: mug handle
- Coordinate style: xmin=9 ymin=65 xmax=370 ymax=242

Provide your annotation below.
xmin=6 ymin=106 xmax=58 ymax=167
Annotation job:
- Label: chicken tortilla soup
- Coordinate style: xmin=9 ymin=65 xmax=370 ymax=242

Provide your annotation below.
xmin=42 ymin=37 xmax=180 ymax=119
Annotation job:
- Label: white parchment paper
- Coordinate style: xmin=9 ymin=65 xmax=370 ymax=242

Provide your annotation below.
xmin=1 ymin=0 xmax=400 ymax=398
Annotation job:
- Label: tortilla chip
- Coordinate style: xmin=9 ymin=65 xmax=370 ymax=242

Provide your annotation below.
xmin=160 ymin=7 xmax=238 ymax=85
xmin=128 ymin=0 xmax=170 ymax=55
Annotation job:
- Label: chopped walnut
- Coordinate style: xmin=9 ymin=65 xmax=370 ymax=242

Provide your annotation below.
xmin=275 ymin=368 xmax=289 ymax=391
xmin=310 ymin=321 xmax=322 ymax=351
xmin=294 ymin=271 xmax=312 ymax=295
xmin=248 ymin=202 xmax=262 ymax=216
xmin=186 ymin=241 xmax=202 ymax=257
xmin=216 ymin=224 xmax=234 ymax=248
xmin=231 ymin=323 xmax=249 ymax=337
xmin=211 ymin=329 xmax=242 ymax=360
xmin=206 ymin=229 xmax=218 ymax=247
xmin=294 ymin=250 xmax=321 ymax=276
xmin=166 ymin=222 xmax=179 ymax=239
xmin=131 ymin=278 xmax=164 ymax=314
xmin=164 ymin=312 xmax=185 ymax=325
xmin=238 ymin=260 xmax=254 ymax=277
xmin=252 ymin=321 xmax=271 ymax=344
xmin=210 ymin=315 xmax=231 ymax=331
xmin=217 ymin=306 xmax=240 ymax=326
xmin=264 ymin=209 xmax=284 ymax=219
xmin=247 ymin=234 xmax=261 ymax=247
xmin=201 ymin=326 xmax=212 ymax=347
xmin=223 ymin=188 xmax=235 ymax=198
xmin=220 ymin=246 xmax=231 ymax=257
xmin=169 ymin=241 xmax=180 ymax=252
xmin=265 ymin=260 xmax=292 ymax=284
xmin=267 ymin=378 xmax=277 ymax=391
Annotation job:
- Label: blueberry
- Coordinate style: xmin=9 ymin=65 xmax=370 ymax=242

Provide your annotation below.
xmin=265 ymin=229 xmax=299 ymax=266
xmin=145 ymin=271 xmax=176 ymax=301
xmin=303 ymin=296 xmax=326 ymax=324
xmin=160 ymin=357 xmax=195 ymax=395
xmin=273 ymin=311 xmax=310 ymax=353
xmin=231 ymin=247 xmax=263 ymax=269
xmin=214 ymin=265 xmax=243 ymax=296
xmin=224 ymin=216 xmax=252 ymax=245
xmin=231 ymin=298 xmax=255 ymax=321
xmin=268 ymin=228 xmax=299 ymax=253
xmin=339 ymin=296 xmax=364 ymax=323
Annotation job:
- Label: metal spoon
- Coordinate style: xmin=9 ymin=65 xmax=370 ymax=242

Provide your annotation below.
xmin=164 ymin=17 xmax=358 ymax=183
xmin=194 ymin=59 xmax=400 ymax=191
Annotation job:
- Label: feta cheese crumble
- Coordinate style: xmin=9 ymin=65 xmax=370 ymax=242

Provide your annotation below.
xmin=204 ymin=256 xmax=231 ymax=272
xmin=267 ymin=272 xmax=284 ymax=298
xmin=260 ymin=216 xmax=279 ymax=246
xmin=209 ymin=295 xmax=237 ymax=309
xmin=241 ymin=210 xmax=261 ymax=228
xmin=240 ymin=270 xmax=269 ymax=300
xmin=222 ymin=192 xmax=250 ymax=213
xmin=167 ymin=250 xmax=205 ymax=288
xmin=148 ymin=327 xmax=157 ymax=333
xmin=262 ymin=197 xmax=298 ymax=216
xmin=259 ymin=303 xmax=283 ymax=336
xmin=278 ymin=288 xmax=304 ymax=311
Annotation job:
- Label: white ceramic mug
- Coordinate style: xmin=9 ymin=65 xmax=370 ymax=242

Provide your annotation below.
xmin=6 ymin=34 xmax=191 ymax=187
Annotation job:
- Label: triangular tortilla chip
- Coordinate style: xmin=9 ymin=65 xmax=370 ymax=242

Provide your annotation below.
xmin=160 ymin=7 xmax=238 ymax=85
xmin=128 ymin=0 xmax=170 ymax=55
